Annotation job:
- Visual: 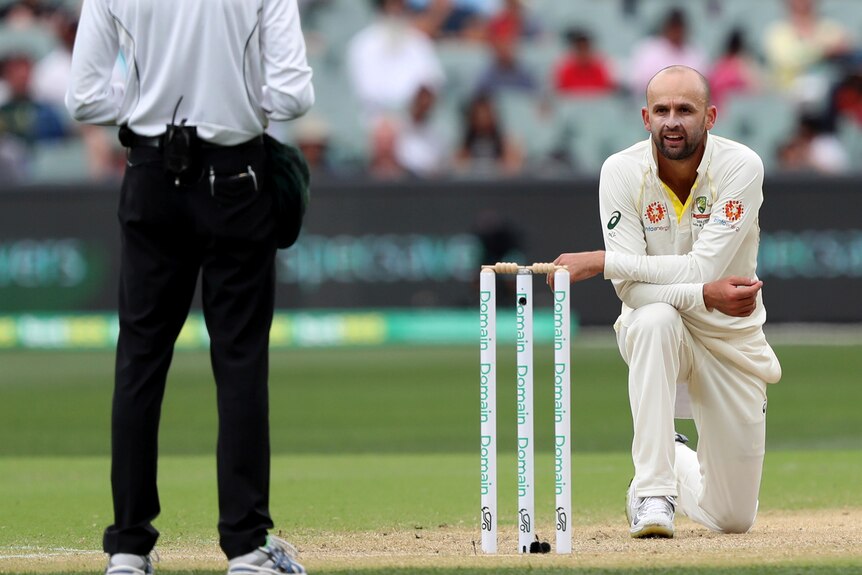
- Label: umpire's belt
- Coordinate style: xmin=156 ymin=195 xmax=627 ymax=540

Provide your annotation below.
xmin=121 ymin=130 xmax=264 ymax=150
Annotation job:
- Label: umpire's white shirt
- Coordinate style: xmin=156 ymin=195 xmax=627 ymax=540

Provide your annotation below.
xmin=599 ymin=134 xmax=781 ymax=385
xmin=66 ymin=0 xmax=314 ymax=145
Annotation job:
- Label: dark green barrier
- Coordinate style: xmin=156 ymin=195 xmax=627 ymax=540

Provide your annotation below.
xmin=1 ymin=175 xmax=861 ymax=324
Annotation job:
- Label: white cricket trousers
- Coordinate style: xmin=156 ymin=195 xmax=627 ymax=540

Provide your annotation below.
xmin=616 ymin=303 xmax=768 ymax=533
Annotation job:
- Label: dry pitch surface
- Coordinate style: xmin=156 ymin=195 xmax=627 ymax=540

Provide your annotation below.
xmin=3 ymin=509 xmax=861 ymax=573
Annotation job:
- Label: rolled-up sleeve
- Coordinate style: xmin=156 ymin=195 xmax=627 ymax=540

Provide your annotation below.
xmin=65 ymin=0 xmax=124 ymax=124
xmin=260 ymin=0 xmax=315 ymax=121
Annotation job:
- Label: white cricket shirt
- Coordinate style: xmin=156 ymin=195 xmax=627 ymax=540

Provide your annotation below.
xmin=599 ymin=134 xmax=780 ymax=382
xmin=66 ymin=0 xmax=314 ymax=145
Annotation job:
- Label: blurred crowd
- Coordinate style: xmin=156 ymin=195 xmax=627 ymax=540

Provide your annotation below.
xmin=0 ymin=0 xmax=126 ymax=184
xmin=2 ymin=0 xmax=862 ymax=186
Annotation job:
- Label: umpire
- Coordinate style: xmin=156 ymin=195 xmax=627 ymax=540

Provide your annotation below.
xmin=66 ymin=1 xmax=314 ymax=574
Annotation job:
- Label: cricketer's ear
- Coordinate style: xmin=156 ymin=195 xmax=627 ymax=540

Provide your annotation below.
xmin=705 ymin=104 xmax=717 ymax=131
xmin=641 ymin=107 xmax=650 ymax=132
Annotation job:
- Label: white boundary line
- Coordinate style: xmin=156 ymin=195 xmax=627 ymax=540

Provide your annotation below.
xmin=0 ymin=547 xmax=102 ymax=560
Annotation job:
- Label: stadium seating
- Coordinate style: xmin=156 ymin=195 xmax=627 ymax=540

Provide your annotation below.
xmin=436 ymin=41 xmax=490 ymax=109
xmin=712 ymin=93 xmax=798 ymax=170
xmin=0 ymin=24 xmax=56 ymax=60
xmin=495 ymin=90 xmax=557 ymax=167
xmin=304 ymin=53 xmax=368 ymax=166
xmin=293 ymin=0 xmax=824 ymax=174
xmin=4 ymin=0 xmax=861 ymax=181
xmin=28 ymin=139 xmax=90 ymax=184
xmin=837 ymin=118 xmax=862 ymax=162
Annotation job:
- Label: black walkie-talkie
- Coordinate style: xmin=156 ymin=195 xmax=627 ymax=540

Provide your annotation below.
xmin=163 ymin=96 xmax=199 ymax=180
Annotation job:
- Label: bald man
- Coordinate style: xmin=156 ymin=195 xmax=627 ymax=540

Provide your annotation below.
xmin=549 ymin=65 xmax=781 ymax=538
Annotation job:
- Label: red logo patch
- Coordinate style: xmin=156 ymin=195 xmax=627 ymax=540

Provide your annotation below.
xmin=645 ymin=202 xmax=667 ymax=224
xmin=724 ymin=200 xmax=744 ymax=222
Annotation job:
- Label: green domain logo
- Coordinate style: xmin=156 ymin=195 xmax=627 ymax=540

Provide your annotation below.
xmin=607 ymin=211 xmax=621 ymax=229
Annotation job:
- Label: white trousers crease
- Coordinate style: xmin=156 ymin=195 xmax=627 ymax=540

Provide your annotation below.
xmin=616 ymin=303 xmax=768 ymax=533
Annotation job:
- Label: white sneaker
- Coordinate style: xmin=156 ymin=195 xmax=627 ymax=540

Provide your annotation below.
xmin=105 ymin=553 xmax=155 ymax=575
xmin=626 ymin=484 xmax=675 ymax=538
xmin=227 ymin=535 xmax=306 ymax=574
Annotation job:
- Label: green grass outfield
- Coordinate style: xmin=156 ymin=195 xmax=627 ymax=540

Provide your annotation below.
xmin=1 ymin=344 xmax=861 ymax=574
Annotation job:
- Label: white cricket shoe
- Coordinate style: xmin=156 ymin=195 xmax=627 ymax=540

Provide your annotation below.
xmin=227 ymin=535 xmax=306 ymax=574
xmin=105 ymin=553 xmax=155 ymax=575
xmin=626 ymin=484 xmax=675 ymax=538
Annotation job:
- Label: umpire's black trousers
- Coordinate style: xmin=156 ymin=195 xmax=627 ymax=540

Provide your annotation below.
xmin=102 ymin=140 xmax=276 ymax=559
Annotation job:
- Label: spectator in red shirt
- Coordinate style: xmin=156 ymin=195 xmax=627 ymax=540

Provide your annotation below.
xmin=827 ymin=68 xmax=862 ymax=129
xmin=554 ymin=29 xmax=615 ymax=96
xmin=708 ymin=28 xmax=762 ymax=109
xmin=486 ymin=0 xmax=540 ymax=44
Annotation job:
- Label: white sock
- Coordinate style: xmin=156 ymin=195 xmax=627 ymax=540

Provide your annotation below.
xmin=109 ymin=554 xmax=147 ymax=568
xmin=228 ymin=548 xmax=268 ymax=567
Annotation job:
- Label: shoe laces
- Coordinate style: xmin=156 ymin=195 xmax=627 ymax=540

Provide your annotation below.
xmin=263 ymin=536 xmax=304 ymax=574
xmin=636 ymin=495 xmax=675 ymax=520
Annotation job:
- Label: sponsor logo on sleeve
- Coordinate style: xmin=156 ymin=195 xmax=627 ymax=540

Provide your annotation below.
xmin=711 ymin=199 xmax=745 ymax=229
xmin=607 ymin=210 xmax=621 ymax=230
xmin=724 ymin=200 xmax=744 ymax=222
